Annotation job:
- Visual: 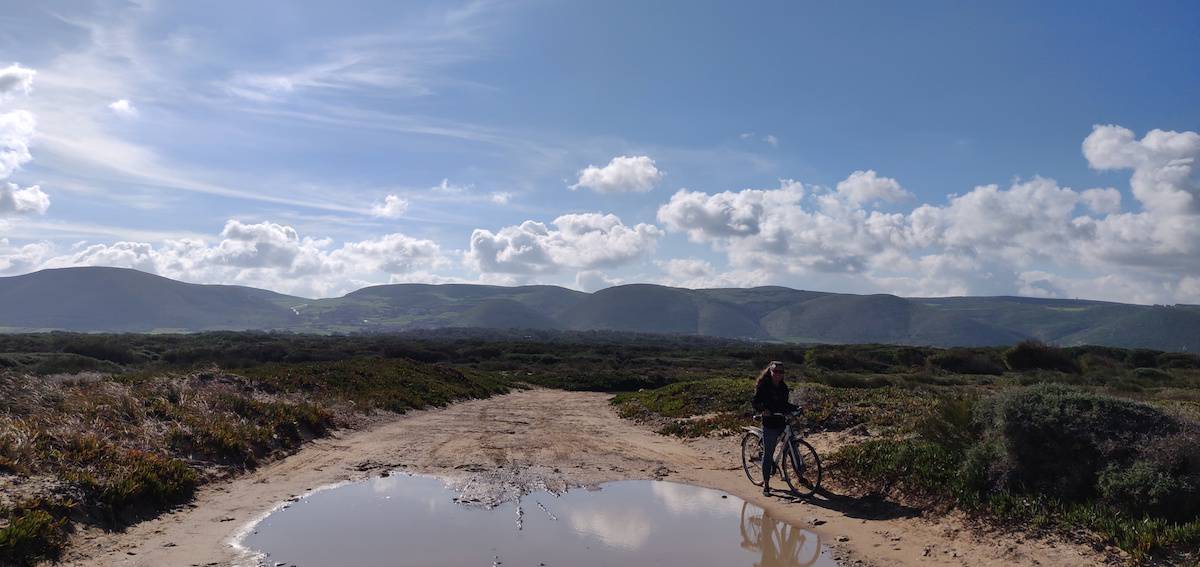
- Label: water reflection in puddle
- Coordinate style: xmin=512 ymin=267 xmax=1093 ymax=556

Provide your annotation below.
xmin=243 ymin=475 xmax=839 ymax=566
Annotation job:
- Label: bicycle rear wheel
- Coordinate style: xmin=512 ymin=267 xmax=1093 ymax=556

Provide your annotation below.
xmin=780 ymin=438 xmax=822 ymax=497
xmin=740 ymin=432 xmax=764 ymax=487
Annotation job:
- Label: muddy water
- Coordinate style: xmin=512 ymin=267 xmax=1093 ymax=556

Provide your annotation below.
xmin=242 ymin=475 xmax=838 ymax=567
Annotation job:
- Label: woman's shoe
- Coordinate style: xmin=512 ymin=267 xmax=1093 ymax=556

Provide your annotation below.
xmin=762 ymin=485 xmax=770 ymax=496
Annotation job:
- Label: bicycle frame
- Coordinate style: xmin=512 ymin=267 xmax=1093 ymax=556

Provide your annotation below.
xmin=741 ymin=412 xmax=822 ymax=496
xmin=742 ymin=417 xmax=802 ymax=475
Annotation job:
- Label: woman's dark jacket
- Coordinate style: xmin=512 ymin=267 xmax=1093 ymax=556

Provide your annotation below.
xmin=752 ymin=379 xmax=797 ymax=430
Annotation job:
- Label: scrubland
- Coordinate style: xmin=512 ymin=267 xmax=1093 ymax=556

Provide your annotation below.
xmin=0 ymin=331 xmax=1197 ymax=565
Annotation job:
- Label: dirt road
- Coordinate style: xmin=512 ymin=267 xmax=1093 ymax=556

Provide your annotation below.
xmin=62 ymin=389 xmax=1113 ymax=566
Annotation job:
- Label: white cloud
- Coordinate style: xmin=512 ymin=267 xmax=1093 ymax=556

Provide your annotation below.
xmin=431 ymin=178 xmax=470 ymax=194
xmin=490 ymin=191 xmax=513 ymax=205
xmin=0 ymin=64 xmax=36 ymax=100
xmin=656 ymin=179 xmax=805 ymax=242
xmin=0 ymin=183 xmax=50 ymax=216
xmin=655 ymin=127 xmax=1200 ymax=303
xmin=1079 ymin=187 xmax=1121 ymax=215
xmin=370 ymin=194 xmax=409 ymax=218
xmin=832 ymin=170 xmax=910 ymax=206
xmin=32 ymin=220 xmax=446 ymax=297
xmin=569 ymin=155 xmax=663 ymax=194
xmin=467 ymin=213 xmax=662 ymax=275
xmin=763 ymin=134 xmax=778 ymax=147
xmin=0 ymin=238 xmax=54 ymax=275
xmin=575 ymin=269 xmax=620 ymax=292
xmin=655 ymin=258 xmax=773 ymax=289
xmin=0 ymin=110 xmax=36 ymax=179
xmin=108 ymin=98 xmax=138 ymax=117
xmin=1083 ymin=124 xmax=1200 ymax=213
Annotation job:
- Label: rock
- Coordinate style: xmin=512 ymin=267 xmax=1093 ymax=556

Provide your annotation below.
xmin=810 ymin=518 xmax=827 ymax=526
xmin=837 ymin=535 xmax=850 ymax=542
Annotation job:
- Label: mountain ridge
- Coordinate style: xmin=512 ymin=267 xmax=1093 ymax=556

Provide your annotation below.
xmin=0 ymin=266 xmax=1196 ymax=351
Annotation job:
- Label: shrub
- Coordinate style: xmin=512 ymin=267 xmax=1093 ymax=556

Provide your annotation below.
xmin=55 ymin=438 xmax=197 ymax=522
xmin=58 ymin=336 xmax=142 ymax=365
xmin=915 ymin=396 xmax=978 ymax=452
xmin=0 ymin=507 xmax=69 ymax=566
xmin=927 ymin=349 xmax=1005 ymax=375
xmin=971 ymin=384 xmax=1181 ymax=501
xmin=830 ymin=439 xmax=961 ymax=500
xmin=1002 ymin=341 xmax=1078 ymax=373
xmin=1133 ymin=367 xmax=1172 ymax=381
xmin=1126 ymin=349 xmax=1161 ymax=369
xmin=1097 ymin=461 xmax=1199 ymax=521
xmin=1159 ymin=352 xmax=1200 ymax=370
xmin=804 ymin=346 xmax=888 ymax=372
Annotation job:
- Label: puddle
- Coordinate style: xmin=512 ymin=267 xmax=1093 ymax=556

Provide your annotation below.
xmin=242 ymin=475 xmax=839 ymax=566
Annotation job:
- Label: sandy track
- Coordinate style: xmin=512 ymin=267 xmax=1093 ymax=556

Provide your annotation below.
xmin=61 ymin=389 xmax=1113 ymax=567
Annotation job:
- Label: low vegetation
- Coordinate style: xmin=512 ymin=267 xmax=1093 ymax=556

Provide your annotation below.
xmin=2 ymin=332 xmax=1199 ymax=564
xmin=0 ymin=353 xmax=515 ymax=565
xmin=612 ymin=342 xmax=1200 ymax=564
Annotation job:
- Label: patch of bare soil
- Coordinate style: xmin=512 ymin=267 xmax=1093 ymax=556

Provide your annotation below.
xmin=58 ymin=389 xmax=1118 ymax=566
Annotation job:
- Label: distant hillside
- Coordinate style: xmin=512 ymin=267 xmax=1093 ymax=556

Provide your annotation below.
xmin=762 ymin=294 xmax=1026 ymax=346
xmin=1 ymin=267 xmax=1197 ymax=351
xmin=0 ymin=267 xmax=301 ymax=332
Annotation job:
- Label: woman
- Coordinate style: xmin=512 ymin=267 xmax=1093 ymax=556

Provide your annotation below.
xmin=751 ymin=360 xmax=798 ymax=496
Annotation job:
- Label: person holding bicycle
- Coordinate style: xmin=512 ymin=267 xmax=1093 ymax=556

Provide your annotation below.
xmin=751 ymin=360 xmax=798 ymax=496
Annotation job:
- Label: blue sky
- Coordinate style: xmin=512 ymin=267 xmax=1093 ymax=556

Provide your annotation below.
xmin=1 ymin=0 xmax=1198 ymax=301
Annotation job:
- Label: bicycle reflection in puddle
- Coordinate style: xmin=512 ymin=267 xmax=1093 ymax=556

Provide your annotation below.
xmin=740 ymin=502 xmax=834 ymax=567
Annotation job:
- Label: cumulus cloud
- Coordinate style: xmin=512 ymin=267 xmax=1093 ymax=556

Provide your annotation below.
xmin=657 ymin=179 xmax=805 ymax=242
xmin=656 ymin=127 xmax=1200 ymax=303
xmin=370 ymin=194 xmax=409 ymax=218
xmin=655 ymin=258 xmax=772 ymax=289
xmin=763 ymin=134 xmax=779 ymax=147
xmin=108 ymin=99 xmax=138 ymax=117
xmin=0 ymin=183 xmax=50 ymax=216
xmin=0 ymin=238 xmax=54 ymax=275
xmin=0 ymin=66 xmax=47 ymax=217
xmin=490 ymin=191 xmax=512 ymax=205
xmin=832 ymin=170 xmax=910 ymax=206
xmin=1083 ymin=124 xmax=1200 ymax=213
xmin=575 ymin=269 xmax=620 ymax=292
xmin=0 ymin=109 xmax=36 ymax=179
xmin=0 ymin=64 xmax=36 ymax=100
xmin=569 ymin=155 xmax=663 ymax=194
xmin=32 ymin=220 xmax=445 ymax=297
xmin=467 ymin=213 xmax=662 ymax=275
xmin=1080 ymin=187 xmax=1122 ymax=215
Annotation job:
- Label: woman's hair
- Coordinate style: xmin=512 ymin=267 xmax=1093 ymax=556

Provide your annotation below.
xmin=755 ymin=360 xmax=784 ymax=387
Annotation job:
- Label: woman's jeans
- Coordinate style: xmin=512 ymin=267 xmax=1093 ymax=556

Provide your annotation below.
xmin=762 ymin=425 xmax=783 ymax=485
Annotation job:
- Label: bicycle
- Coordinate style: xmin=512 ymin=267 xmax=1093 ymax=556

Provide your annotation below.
xmin=740 ymin=410 xmax=822 ymax=497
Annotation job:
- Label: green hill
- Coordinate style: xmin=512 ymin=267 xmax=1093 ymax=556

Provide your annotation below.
xmin=1 ymin=267 xmax=1196 ymax=351
xmin=0 ymin=267 xmax=300 ymax=332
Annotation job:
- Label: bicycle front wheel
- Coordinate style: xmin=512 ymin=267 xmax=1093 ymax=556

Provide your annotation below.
xmin=780 ymin=438 xmax=822 ymax=497
xmin=740 ymin=432 xmax=764 ymax=487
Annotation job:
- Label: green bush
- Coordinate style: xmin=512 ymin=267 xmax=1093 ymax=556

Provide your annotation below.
xmin=926 ymin=349 xmax=1004 ymax=375
xmin=1159 ymin=352 xmax=1200 ymax=370
xmin=0 ymin=507 xmax=69 ymax=566
xmin=1126 ymin=349 xmax=1161 ymax=369
xmin=804 ymin=346 xmax=889 ymax=372
xmin=972 ymin=384 xmax=1180 ymax=500
xmin=1097 ymin=461 xmax=1199 ymax=521
xmin=830 ymin=439 xmax=961 ymax=500
xmin=1002 ymin=341 xmax=1078 ymax=373
xmin=1133 ymin=367 xmax=1172 ymax=381
xmin=55 ymin=438 xmax=197 ymax=522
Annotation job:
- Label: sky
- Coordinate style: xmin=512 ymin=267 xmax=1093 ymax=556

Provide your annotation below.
xmin=1 ymin=0 xmax=1199 ymax=302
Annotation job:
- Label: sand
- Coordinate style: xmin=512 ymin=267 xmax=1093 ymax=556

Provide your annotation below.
xmin=59 ymin=389 xmax=1118 ymax=566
